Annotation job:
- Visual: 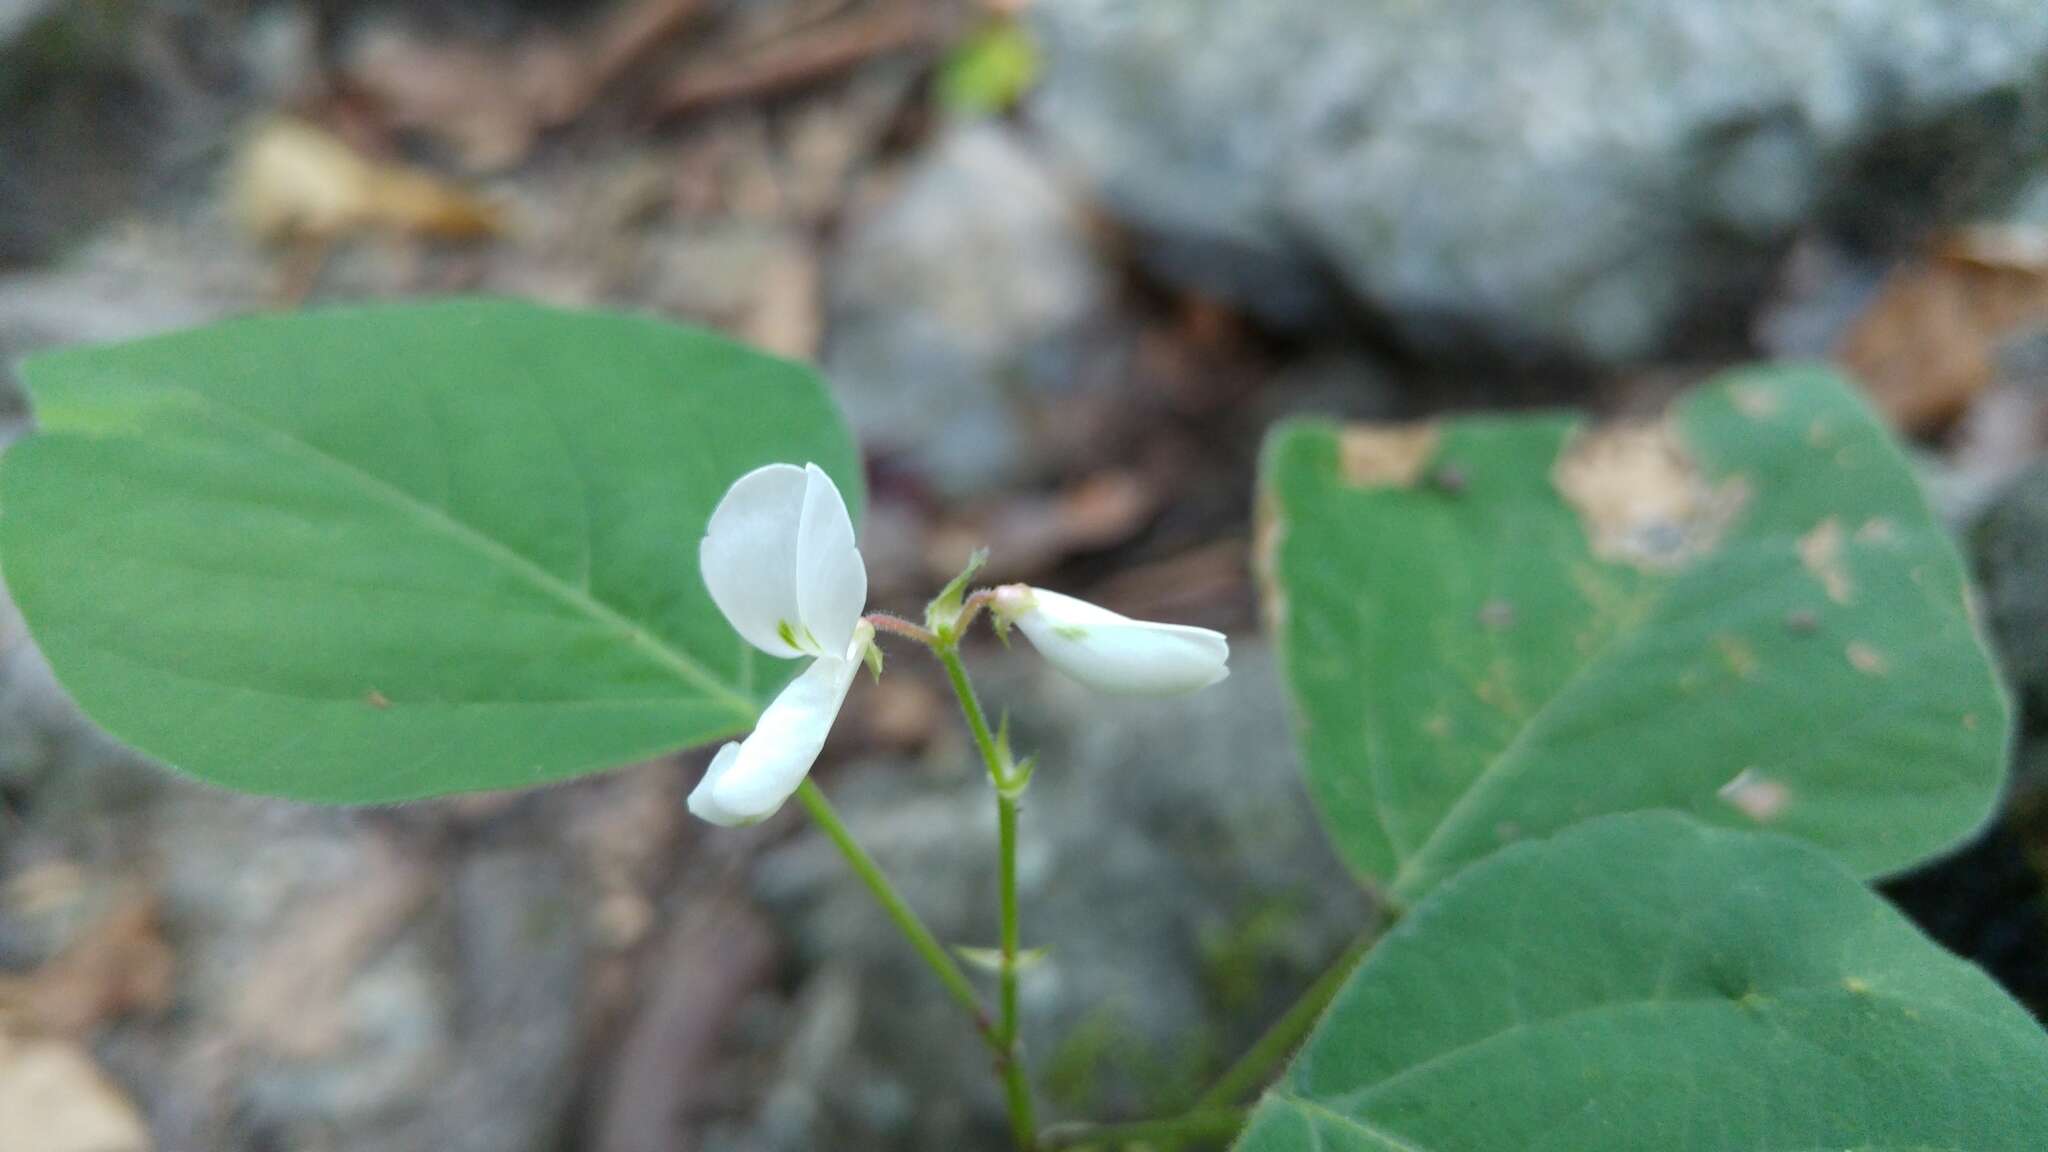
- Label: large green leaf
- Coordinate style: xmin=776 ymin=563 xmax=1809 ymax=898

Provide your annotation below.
xmin=0 ymin=299 xmax=861 ymax=802
xmin=1235 ymin=812 xmax=2048 ymax=1152
xmin=1258 ymin=366 xmax=2008 ymax=903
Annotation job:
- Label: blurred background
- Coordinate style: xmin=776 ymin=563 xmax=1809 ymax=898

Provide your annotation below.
xmin=2 ymin=1 xmax=2047 ymax=1149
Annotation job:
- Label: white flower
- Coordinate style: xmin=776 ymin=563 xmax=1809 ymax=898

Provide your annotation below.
xmin=993 ymin=585 xmax=1229 ymax=696
xmin=690 ymin=463 xmax=870 ymax=826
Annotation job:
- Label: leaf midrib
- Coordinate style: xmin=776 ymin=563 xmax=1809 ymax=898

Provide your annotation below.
xmin=156 ymin=386 xmax=755 ymax=718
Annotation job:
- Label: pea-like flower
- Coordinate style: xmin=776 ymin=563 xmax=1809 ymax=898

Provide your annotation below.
xmin=992 ymin=585 xmax=1229 ymax=696
xmin=690 ymin=463 xmax=870 ymax=826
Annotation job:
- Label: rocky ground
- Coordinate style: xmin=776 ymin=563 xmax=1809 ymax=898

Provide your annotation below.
xmin=3 ymin=1 xmax=2048 ymax=1150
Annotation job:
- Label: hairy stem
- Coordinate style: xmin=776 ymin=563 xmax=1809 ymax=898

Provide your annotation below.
xmin=938 ymin=644 xmax=1005 ymax=774
xmin=794 ymin=779 xmax=996 ymax=1050
xmin=865 ymin=611 xmax=939 ymax=646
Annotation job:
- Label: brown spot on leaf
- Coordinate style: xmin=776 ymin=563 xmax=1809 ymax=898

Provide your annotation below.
xmin=1798 ymin=518 xmax=1854 ymax=605
xmin=366 ymin=690 xmax=392 ymax=709
xmin=1478 ymin=599 xmax=1515 ymax=632
xmin=1554 ymin=422 xmax=1743 ymax=571
xmin=1731 ymin=384 xmax=1780 ymax=420
xmin=1714 ymin=635 xmax=1760 ymax=680
xmin=1846 ymin=642 xmax=1889 ymax=676
xmin=1855 ymin=517 xmax=1898 ymax=545
xmin=1338 ymin=424 xmax=1438 ymax=488
xmin=1784 ymin=609 xmax=1821 ymax=636
xmin=1252 ymin=486 xmax=1289 ymax=637
xmin=1718 ymin=768 xmax=1791 ymax=822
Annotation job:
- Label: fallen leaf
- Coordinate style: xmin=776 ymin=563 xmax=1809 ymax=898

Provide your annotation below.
xmin=0 ymin=1033 xmax=149 ymax=1152
xmin=231 ymin=117 xmax=504 ymax=246
xmin=0 ymin=894 xmax=171 ymax=1038
xmin=1837 ymin=227 xmax=2048 ymax=432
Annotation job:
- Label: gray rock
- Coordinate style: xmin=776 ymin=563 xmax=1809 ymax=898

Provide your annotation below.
xmin=0 ymin=0 xmax=54 ymax=46
xmin=0 ymin=0 xmax=213 ymax=269
xmin=823 ymin=122 xmax=1129 ymax=495
xmin=0 ymin=578 xmax=588 ymax=1152
xmin=743 ymin=643 xmax=1371 ymax=1149
xmin=1029 ymin=0 xmax=2048 ymax=362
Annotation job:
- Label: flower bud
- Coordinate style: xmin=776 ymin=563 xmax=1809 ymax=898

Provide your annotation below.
xmin=994 ymin=585 xmax=1228 ymax=696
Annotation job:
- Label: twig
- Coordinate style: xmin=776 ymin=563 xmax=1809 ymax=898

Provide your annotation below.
xmin=550 ymin=0 xmax=714 ymax=129
xmin=653 ymin=3 xmax=943 ymax=119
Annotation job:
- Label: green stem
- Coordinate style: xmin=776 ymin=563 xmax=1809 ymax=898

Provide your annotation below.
xmin=939 ymin=644 xmax=1006 ymax=779
xmin=1192 ymin=917 xmax=1390 ymax=1111
xmin=997 ymin=787 xmax=1032 ymax=1142
xmin=938 ymin=644 xmax=1040 ymax=1151
xmin=794 ymin=779 xmax=997 ymax=1051
xmin=1039 ymin=1109 xmax=1249 ymax=1150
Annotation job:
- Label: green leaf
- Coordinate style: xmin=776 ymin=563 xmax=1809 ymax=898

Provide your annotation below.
xmin=937 ymin=18 xmax=1039 ymax=117
xmin=0 ymin=298 xmax=861 ymax=803
xmin=1257 ymin=365 xmax=2009 ymax=903
xmin=1235 ymin=812 xmax=2048 ymax=1152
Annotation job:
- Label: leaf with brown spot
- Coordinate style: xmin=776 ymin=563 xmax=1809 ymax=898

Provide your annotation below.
xmin=1337 ymin=424 xmax=1437 ymax=488
xmin=1259 ymin=366 xmax=2010 ymax=903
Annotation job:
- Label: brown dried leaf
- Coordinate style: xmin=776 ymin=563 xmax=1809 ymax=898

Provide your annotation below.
xmin=0 ymin=895 xmax=171 ymax=1039
xmin=0 ymin=1034 xmax=149 ymax=1152
xmin=232 ymin=117 xmax=504 ymax=246
xmin=1837 ymin=228 xmax=2048 ymax=433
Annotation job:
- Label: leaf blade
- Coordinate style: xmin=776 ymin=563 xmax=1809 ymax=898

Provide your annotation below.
xmin=1235 ymin=814 xmax=2048 ymax=1152
xmin=1258 ymin=366 xmax=2009 ymax=901
xmin=0 ymin=298 xmax=862 ymax=802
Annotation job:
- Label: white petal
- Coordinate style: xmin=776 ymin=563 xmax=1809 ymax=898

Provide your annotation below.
xmin=706 ymin=646 xmax=864 ymax=821
xmin=686 ymin=743 xmax=754 ymax=826
xmin=794 ymin=463 xmax=867 ymax=657
xmin=700 ymin=463 xmax=809 ymax=658
xmin=1012 ymin=588 xmax=1230 ymax=696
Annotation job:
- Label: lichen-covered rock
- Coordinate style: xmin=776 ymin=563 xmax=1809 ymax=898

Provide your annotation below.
xmin=738 ymin=644 xmax=1371 ymax=1150
xmin=1029 ymin=0 xmax=2048 ymax=362
xmin=823 ymin=122 xmax=1129 ymax=495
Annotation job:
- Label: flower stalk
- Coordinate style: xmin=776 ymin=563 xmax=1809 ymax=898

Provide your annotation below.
xmin=938 ymin=641 xmax=1040 ymax=1151
xmin=689 ymin=461 xmax=1235 ymax=1151
xmin=794 ymin=778 xmax=996 ymax=1047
